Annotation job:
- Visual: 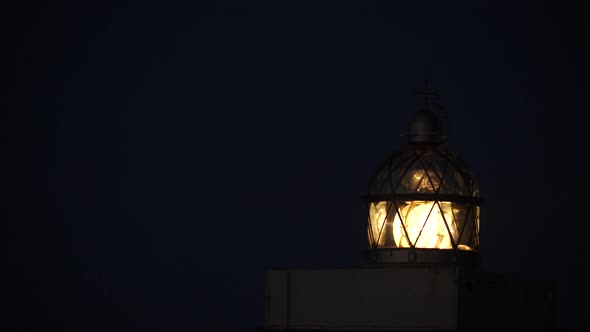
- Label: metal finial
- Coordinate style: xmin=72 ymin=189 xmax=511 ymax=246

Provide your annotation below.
xmin=409 ymin=81 xmax=444 ymax=145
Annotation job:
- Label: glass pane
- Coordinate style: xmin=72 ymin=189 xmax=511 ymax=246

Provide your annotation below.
xmin=400 ymin=167 xmax=441 ymax=193
xmin=392 ymin=200 xmax=455 ymax=249
xmin=368 ymin=200 xmax=479 ymax=250
xmin=369 ymin=166 xmax=391 ymax=195
xmin=457 ymin=206 xmax=479 ymax=251
xmin=449 ymin=202 xmax=468 ymax=245
xmin=368 ymin=151 xmax=416 ymax=195
xmin=368 ymin=149 xmax=479 ymax=197
xmin=441 ymin=165 xmax=460 ymax=194
xmin=388 ymin=157 xmax=415 ymax=193
xmin=368 ymin=201 xmax=394 ymax=247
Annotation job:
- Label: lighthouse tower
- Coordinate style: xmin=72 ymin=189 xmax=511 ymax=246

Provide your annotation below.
xmin=263 ymin=87 xmax=553 ymax=331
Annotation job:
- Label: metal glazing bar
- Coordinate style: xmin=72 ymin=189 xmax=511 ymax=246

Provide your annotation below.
xmin=436 ymin=200 xmax=456 ymax=249
xmin=390 ymin=152 xmax=423 ymax=193
xmin=364 ymin=193 xmax=482 ymax=204
xmin=375 ymin=201 xmax=395 ymax=247
xmin=456 ymin=203 xmax=473 ymax=247
xmin=391 ymin=199 xmax=412 ymax=248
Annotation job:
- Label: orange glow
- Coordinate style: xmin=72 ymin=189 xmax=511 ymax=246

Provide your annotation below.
xmin=369 ymin=201 xmax=466 ymax=249
xmin=393 ymin=201 xmax=454 ymax=249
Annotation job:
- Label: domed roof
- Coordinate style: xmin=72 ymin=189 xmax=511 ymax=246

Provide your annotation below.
xmin=364 ymin=87 xmax=481 ymax=262
xmin=367 ymin=147 xmax=479 ymax=199
xmin=407 ymin=109 xmax=443 ymax=144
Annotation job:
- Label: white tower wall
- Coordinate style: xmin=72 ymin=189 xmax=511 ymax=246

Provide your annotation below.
xmin=266 ymin=266 xmax=459 ymax=330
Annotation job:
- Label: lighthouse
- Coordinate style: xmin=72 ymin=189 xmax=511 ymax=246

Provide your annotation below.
xmin=263 ymin=87 xmax=553 ymax=330
xmin=365 ymin=88 xmax=480 ymax=267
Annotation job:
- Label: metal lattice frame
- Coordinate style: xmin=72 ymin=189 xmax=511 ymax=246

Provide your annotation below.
xmin=364 ymin=147 xmax=481 ymax=251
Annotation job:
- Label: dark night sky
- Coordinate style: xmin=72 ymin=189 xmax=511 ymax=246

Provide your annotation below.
xmin=16 ymin=0 xmax=590 ymax=331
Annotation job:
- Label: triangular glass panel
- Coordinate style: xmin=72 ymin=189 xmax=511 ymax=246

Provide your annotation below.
xmin=399 ymin=201 xmax=447 ymax=248
xmin=389 ymin=156 xmax=416 ymax=194
xmin=394 ymin=156 xmax=422 ymax=193
xmin=453 ymin=171 xmax=468 ymax=196
xmin=427 ymin=157 xmax=446 ymax=192
xmin=369 ymin=162 xmax=392 ymax=195
xmin=439 ymin=153 xmax=465 ymax=195
xmin=368 ymin=201 xmax=390 ymax=247
xmin=447 ymin=202 xmax=468 ymax=246
xmin=391 ymin=200 xmax=414 ymax=248
xmin=425 ymin=168 xmax=442 ymax=193
xmin=457 ymin=205 xmax=478 ymax=251
xmin=431 ymin=157 xmax=451 ymax=193
xmin=432 ymin=201 xmax=454 ymax=249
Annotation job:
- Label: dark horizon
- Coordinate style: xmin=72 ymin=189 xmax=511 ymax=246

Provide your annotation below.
xmin=17 ymin=1 xmax=590 ymax=330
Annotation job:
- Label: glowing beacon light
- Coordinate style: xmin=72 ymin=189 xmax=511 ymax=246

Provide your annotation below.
xmin=364 ymin=89 xmax=481 ymax=266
